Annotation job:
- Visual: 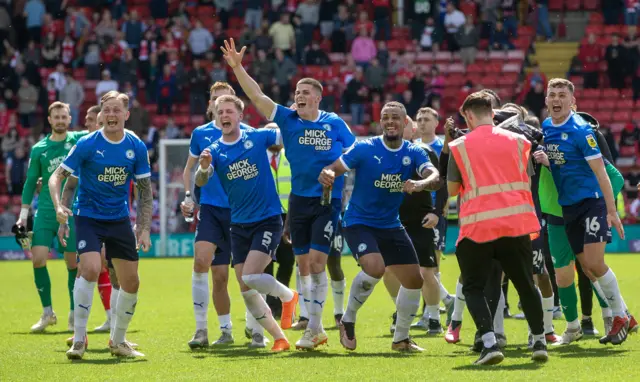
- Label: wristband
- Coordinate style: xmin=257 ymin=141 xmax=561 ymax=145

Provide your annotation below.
xmin=19 ymin=207 xmax=29 ymax=222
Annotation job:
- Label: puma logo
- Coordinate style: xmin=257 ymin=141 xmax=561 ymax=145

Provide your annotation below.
xmin=96 ymin=150 xmax=105 ymax=158
xmin=374 ymin=156 xmax=382 ymax=164
xmin=204 ymin=136 xmax=213 ymax=143
xmin=193 ymin=302 xmax=204 ymax=308
xmin=78 ymin=304 xmax=91 ymax=311
xmin=313 ymin=299 xmax=325 ymax=308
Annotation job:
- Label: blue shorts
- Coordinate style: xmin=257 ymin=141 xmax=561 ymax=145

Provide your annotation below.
xmin=289 ymin=193 xmax=341 ymax=256
xmin=432 ymin=218 xmax=447 ymax=252
xmin=75 ymin=215 xmax=138 ymax=262
xmin=531 ymin=215 xmax=546 ymax=275
xmin=230 ymin=215 xmax=283 ymax=266
xmin=562 ymin=198 xmax=612 ymax=256
xmin=195 ymin=204 xmax=232 ymax=266
xmin=329 ymin=218 xmax=344 ymax=257
xmin=343 ymin=224 xmax=419 ymax=266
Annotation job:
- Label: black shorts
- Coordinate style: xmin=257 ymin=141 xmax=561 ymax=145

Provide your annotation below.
xmin=344 ymin=224 xmax=419 ymax=266
xmin=432 ymin=218 xmax=447 ymax=252
xmin=230 ymin=215 xmax=283 ymax=266
xmin=562 ymin=198 xmax=612 ymax=255
xmin=289 ymin=193 xmax=341 ymax=256
xmin=531 ymin=215 xmax=546 ymax=275
xmin=75 ymin=215 xmax=138 ymax=262
xmin=195 ymin=204 xmax=232 ymax=266
xmin=329 ymin=218 xmax=344 ymax=257
xmin=405 ymin=223 xmax=437 ymax=268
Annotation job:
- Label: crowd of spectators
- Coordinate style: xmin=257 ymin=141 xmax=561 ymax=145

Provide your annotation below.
xmin=0 ymin=0 xmax=638 ymax=224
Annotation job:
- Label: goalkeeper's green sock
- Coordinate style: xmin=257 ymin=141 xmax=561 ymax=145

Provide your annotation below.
xmin=34 ymin=266 xmax=52 ymax=313
xmin=558 ymin=282 xmax=579 ymax=329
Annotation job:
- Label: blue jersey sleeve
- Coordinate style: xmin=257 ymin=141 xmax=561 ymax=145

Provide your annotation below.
xmin=335 ymin=117 xmax=356 ymax=151
xmin=269 ymin=104 xmax=295 ymax=128
xmin=61 ymin=139 xmax=90 ymax=176
xmin=339 ymin=141 xmax=366 ymax=171
xmin=260 ymin=128 xmax=282 ymax=147
xmin=134 ymin=139 xmax=152 ymax=179
xmin=578 ymin=129 xmax=602 ymax=161
xmin=189 ymin=129 xmax=201 ymax=158
xmin=411 ymin=144 xmax=433 ymax=177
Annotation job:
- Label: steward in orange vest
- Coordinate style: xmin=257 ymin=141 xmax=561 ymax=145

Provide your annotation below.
xmin=446 ymin=91 xmax=548 ymax=366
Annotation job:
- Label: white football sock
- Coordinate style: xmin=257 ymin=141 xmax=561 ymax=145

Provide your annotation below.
xmin=112 ymin=290 xmax=137 ymax=345
xmin=242 ymin=289 xmax=283 ymax=340
xmin=331 ymin=279 xmax=346 ymax=316
xmin=493 ymin=290 xmax=505 ymax=335
xmin=73 ymin=277 xmax=95 ymax=343
xmin=300 ymin=274 xmax=312 ymax=318
xmin=426 ymin=305 xmax=440 ymax=322
xmin=394 ymin=286 xmax=421 ymax=343
xmin=110 ymin=287 xmax=119 ymax=334
xmin=192 ymin=272 xmax=209 ymax=331
xmin=296 ymin=268 xmax=309 ymax=318
xmin=542 ymin=295 xmax=555 ymax=334
xmin=308 ymin=271 xmax=328 ymax=331
xmin=482 ymin=331 xmax=497 ymax=348
xmin=598 ymin=269 xmax=625 ymax=318
xmin=343 ymin=271 xmax=380 ymax=323
xmin=218 ymin=314 xmax=232 ymax=332
xmin=452 ymin=280 xmax=466 ymax=322
xmin=242 ymin=273 xmax=294 ymax=302
xmin=436 ymin=272 xmax=452 ymax=303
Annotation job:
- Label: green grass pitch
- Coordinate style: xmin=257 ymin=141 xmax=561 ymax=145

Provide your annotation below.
xmin=1 ymin=255 xmax=640 ymax=381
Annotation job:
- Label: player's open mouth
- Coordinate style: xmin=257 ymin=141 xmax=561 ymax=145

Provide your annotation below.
xmin=221 ymin=121 xmax=231 ymax=128
xmin=552 ymin=106 xmax=561 ymax=112
xmin=107 ymin=120 xmax=118 ymax=127
xmin=297 ymin=102 xmax=306 ymax=108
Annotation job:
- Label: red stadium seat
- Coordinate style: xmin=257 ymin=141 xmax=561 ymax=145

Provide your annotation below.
xmin=447 ymin=73 xmax=466 ymax=86
xmin=466 ymin=63 xmax=484 ymax=74
xmin=632 ymin=111 xmax=640 ymax=123
xmin=507 ymin=50 xmax=526 ymax=61
xmin=621 ymin=88 xmax=634 ymax=99
xmin=11 ymin=195 xmax=21 ymax=205
xmin=416 ymin=52 xmax=434 ymax=63
xmin=584 ymin=0 xmax=600 ymax=10
xmin=589 ymin=12 xmax=604 ymax=24
xmin=502 ymin=63 xmax=520 ymax=73
xmin=435 ymin=51 xmax=452 ymax=62
xmin=549 ymin=0 xmax=564 ymax=11
xmin=597 ymin=100 xmax=616 ymax=111
xmin=0 ymin=195 xmax=9 ymax=207
xmin=488 ymin=50 xmax=507 ymax=61
xmin=616 ymin=99 xmax=634 ymax=111
xmin=612 ymin=111 xmax=632 ymax=123
xmin=578 ymin=99 xmax=597 ymax=111
xmin=328 ymin=53 xmax=345 ymax=63
xmin=566 ymin=0 xmax=581 ymax=11
xmin=582 ymin=89 xmax=601 ymax=99
xmin=602 ymin=88 xmax=620 ymax=99
xmin=447 ymin=63 xmax=465 ymax=74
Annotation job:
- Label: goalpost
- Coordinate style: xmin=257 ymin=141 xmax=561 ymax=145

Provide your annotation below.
xmin=158 ymin=138 xmax=193 ymax=257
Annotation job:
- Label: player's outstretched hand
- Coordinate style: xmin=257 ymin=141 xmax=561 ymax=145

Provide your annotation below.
xmin=402 ymin=179 xmax=421 ymax=194
xmin=422 ymin=213 xmax=439 ymax=229
xmin=220 ymin=38 xmax=246 ymax=69
xmin=57 ymin=223 xmax=70 ymax=248
xmin=136 ymin=228 xmax=152 ymax=252
xmin=199 ymin=149 xmax=213 ymax=169
xmin=607 ymin=212 xmax=625 ymax=240
xmin=55 ymin=205 xmax=72 ymax=225
xmin=533 ymin=150 xmax=550 ymax=167
xmin=318 ymin=168 xmax=335 ymax=187
xmin=180 ymin=198 xmax=195 ymax=218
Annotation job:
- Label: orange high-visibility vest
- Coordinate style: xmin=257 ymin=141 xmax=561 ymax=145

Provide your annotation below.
xmin=449 ymin=124 xmax=540 ymax=245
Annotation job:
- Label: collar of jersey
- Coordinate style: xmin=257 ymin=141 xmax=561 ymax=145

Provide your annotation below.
xmin=550 ymin=112 xmax=573 ymax=127
xmin=211 ymin=121 xmax=222 ymax=131
xmin=219 ymin=131 xmax=243 ymax=146
xmin=381 ymin=137 xmax=403 ymax=152
xmin=100 ymin=129 xmax=126 ymax=144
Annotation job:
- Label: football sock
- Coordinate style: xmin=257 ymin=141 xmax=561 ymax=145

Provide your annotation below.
xmin=394 ymin=286 xmax=421 ymax=343
xmin=97 ymin=268 xmax=112 ymax=312
xmin=241 ymin=274 xmax=294 ymax=302
xmin=192 ymin=271 xmax=209 ymax=331
xmin=296 ymin=268 xmax=309 ymax=318
xmin=34 ymin=266 xmax=52 ymax=310
xmin=452 ymin=280 xmax=466 ymax=322
xmin=591 ymin=280 xmax=609 ymax=309
xmin=558 ymin=283 xmax=579 ymax=323
xmin=73 ymin=277 xmax=95 ymax=343
xmin=494 ymin=291 xmax=505 ymax=335
xmin=300 ymin=274 xmax=312 ymax=318
xmin=427 ymin=305 xmax=440 ymax=322
xmin=219 ymin=314 xmax=232 ymax=332
xmin=110 ymin=287 xmax=119 ymax=333
xmin=343 ymin=271 xmax=380 ymax=323
xmin=436 ymin=272 xmax=452 ymax=303
xmin=331 ymin=279 xmax=346 ymax=316
xmin=308 ymin=271 xmax=328 ymax=331
xmin=242 ymin=289 xmax=283 ymax=340
xmin=542 ymin=295 xmax=555 ymax=334
xmin=598 ymin=269 xmax=625 ymax=318
xmin=112 ymin=290 xmax=138 ymax=344
xmin=67 ymin=267 xmax=77 ymax=310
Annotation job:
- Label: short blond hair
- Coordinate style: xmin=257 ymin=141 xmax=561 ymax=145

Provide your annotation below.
xmin=547 ymin=78 xmax=575 ymax=94
xmin=101 ymin=91 xmax=129 ymax=108
xmin=215 ymin=95 xmax=245 ymax=113
xmin=297 ymin=78 xmax=323 ymax=94
xmin=416 ymin=107 xmax=439 ymax=121
xmin=210 ymin=82 xmax=236 ymax=96
xmin=48 ymin=101 xmax=70 ymax=116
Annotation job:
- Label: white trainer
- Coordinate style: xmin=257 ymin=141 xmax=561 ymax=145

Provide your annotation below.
xmin=249 ymin=332 xmax=269 ymax=348
xmin=94 ymin=318 xmax=110 ymax=332
xmin=410 ymin=317 xmax=429 ymax=330
xmin=66 ymin=340 xmax=87 ymax=360
xmin=295 ymin=329 xmax=328 ymax=350
xmin=31 ymin=312 xmax=57 ymax=332
xmin=554 ymin=327 xmax=583 ymax=346
xmin=110 ymin=342 xmax=145 ymax=357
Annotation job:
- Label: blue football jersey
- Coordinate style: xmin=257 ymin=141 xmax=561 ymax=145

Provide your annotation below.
xmin=424 ymin=136 xmax=444 ymax=205
xmin=542 ymin=112 xmax=603 ymax=206
xmin=270 ymin=104 xmax=356 ymax=199
xmin=340 ymin=137 xmax=433 ymax=229
xmin=208 ymin=129 xmax=282 ymax=224
xmin=189 ymin=121 xmax=253 ymax=208
xmin=62 ymin=130 xmax=151 ymax=220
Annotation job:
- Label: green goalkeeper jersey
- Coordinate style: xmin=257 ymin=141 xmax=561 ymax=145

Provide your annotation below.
xmin=539 ymin=161 xmax=624 ymax=218
xmin=22 ymin=131 xmax=89 ymax=215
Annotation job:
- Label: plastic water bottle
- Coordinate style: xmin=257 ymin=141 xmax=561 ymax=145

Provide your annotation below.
xmin=184 ymin=191 xmax=195 ymax=222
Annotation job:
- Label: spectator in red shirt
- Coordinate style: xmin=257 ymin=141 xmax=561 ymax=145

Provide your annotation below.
xmin=579 ymin=33 xmax=603 ymax=89
xmin=354 ymin=10 xmax=374 ymax=38
xmin=372 ymin=0 xmax=391 ymax=40
xmin=156 ymin=64 xmax=176 ymax=115
xmin=517 ymin=63 xmax=547 ymax=104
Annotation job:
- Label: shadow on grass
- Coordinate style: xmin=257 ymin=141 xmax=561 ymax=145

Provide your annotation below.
xmin=10 ymin=329 xmax=140 ymax=336
xmin=549 ymin=344 xmax=631 ymax=358
xmin=452 ymin=362 xmax=544 ymax=371
xmin=56 ymin=358 xmax=148 ymax=365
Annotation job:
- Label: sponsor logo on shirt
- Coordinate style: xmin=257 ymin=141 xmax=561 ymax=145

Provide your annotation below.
xmin=586 ymin=134 xmax=598 ymax=149
xmin=98 ymin=166 xmax=128 ymax=186
xmin=227 ymin=159 xmax=259 ymax=181
xmin=374 ymin=173 xmax=404 ymax=192
xmin=546 ymin=143 xmax=566 ymax=165
xmin=298 ymin=129 xmax=332 ymax=151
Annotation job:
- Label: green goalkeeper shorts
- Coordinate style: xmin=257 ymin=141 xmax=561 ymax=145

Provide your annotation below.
xmin=32 ymin=211 xmax=76 ymax=253
xmin=547 ymin=222 xmax=574 ymax=269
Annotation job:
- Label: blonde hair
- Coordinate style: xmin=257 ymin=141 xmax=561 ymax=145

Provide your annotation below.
xmin=48 ymin=101 xmax=70 ymax=116
xmin=210 ymin=82 xmax=236 ymax=96
xmin=548 ymin=78 xmax=575 ymax=94
xmin=100 ymin=91 xmax=129 ymax=108
xmin=215 ymin=95 xmax=245 ymax=113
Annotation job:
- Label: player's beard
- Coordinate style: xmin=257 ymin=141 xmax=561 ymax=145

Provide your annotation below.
xmin=52 ymin=124 xmax=68 ymax=134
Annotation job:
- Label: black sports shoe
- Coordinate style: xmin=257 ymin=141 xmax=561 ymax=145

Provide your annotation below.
xmin=531 ymin=341 xmax=549 ymax=362
xmin=390 ymin=311 xmax=397 ymax=334
xmin=428 ymin=319 xmax=443 ymax=335
xmin=474 ymin=345 xmax=504 ymax=365
xmin=472 ymin=331 xmax=483 ymax=353
xmin=581 ymin=317 xmax=599 ymax=336
xmin=334 ymin=313 xmax=343 ymax=328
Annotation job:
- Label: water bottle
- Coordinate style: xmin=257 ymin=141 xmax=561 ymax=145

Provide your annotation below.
xmin=321 ymin=185 xmax=332 ymax=206
xmin=184 ymin=191 xmax=195 ymax=223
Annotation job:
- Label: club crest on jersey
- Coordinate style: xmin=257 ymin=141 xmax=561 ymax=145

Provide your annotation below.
xmin=561 ymin=133 xmax=568 ymax=140
xmin=586 ymin=134 xmax=597 ymax=148
xmin=78 ymin=240 xmax=86 ymax=250
xmin=402 ymin=156 xmax=411 ymax=166
xmin=126 ymin=149 xmax=135 ymax=159
xmin=323 ymin=123 xmax=332 ymax=131
xmin=244 ymin=140 xmax=254 ymax=150
xmin=358 ymin=243 xmax=367 ymax=252
xmin=64 ymin=142 xmax=72 ymax=150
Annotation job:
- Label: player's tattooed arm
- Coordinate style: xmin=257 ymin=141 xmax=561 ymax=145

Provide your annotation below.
xmin=136 ymin=177 xmax=153 ymax=233
xmin=48 ymin=166 xmax=72 ymax=210
xmin=60 ymin=176 xmax=78 ymax=209
xmin=195 ymin=149 xmax=214 ymax=187
xmin=417 ymin=166 xmax=442 ymax=191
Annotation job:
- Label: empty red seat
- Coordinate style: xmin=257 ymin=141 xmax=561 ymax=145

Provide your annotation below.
xmin=579 ymin=99 xmax=597 ymax=111
xmin=11 ymin=195 xmax=21 ymax=205
xmin=549 ymin=0 xmax=564 ymax=10
xmin=612 ymin=111 xmax=632 ymax=123
xmin=602 ymin=88 xmax=620 ymax=99
xmin=597 ymin=100 xmax=616 ymax=111
xmin=585 ymin=25 xmax=604 ymax=36
xmin=616 ymin=99 xmax=634 ymax=111
xmin=566 ymin=0 xmax=581 ymax=11
xmin=466 ymin=63 xmax=484 ymax=74
xmin=582 ymin=89 xmax=601 ymax=99
xmin=584 ymin=0 xmax=600 ymax=10
xmin=0 ymin=195 xmax=9 ymax=206
xmin=174 ymin=115 xmax=190 ymax=126
xmin=632 ymin=111 xmax=640 ymax=123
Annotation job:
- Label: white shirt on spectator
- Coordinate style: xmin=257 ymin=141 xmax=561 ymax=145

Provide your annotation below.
xmin=48 ymin=71 xmax=66 ymax=92
xmin=96 ymin=80 xmax=119 ymax=98
xmin=421 ymin=26 xmax=435 ymax=48
xmin=444 ymin=10 xmax=465 ymax=33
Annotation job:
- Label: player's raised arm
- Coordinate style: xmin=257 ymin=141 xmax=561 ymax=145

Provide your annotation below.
xmin=220 ymin=39 xmax=277 ymax=119
xmin=194 ymin=148 xmax=214 ymax=187
xmin=18 ymin=147 xmax=43 ymax=227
